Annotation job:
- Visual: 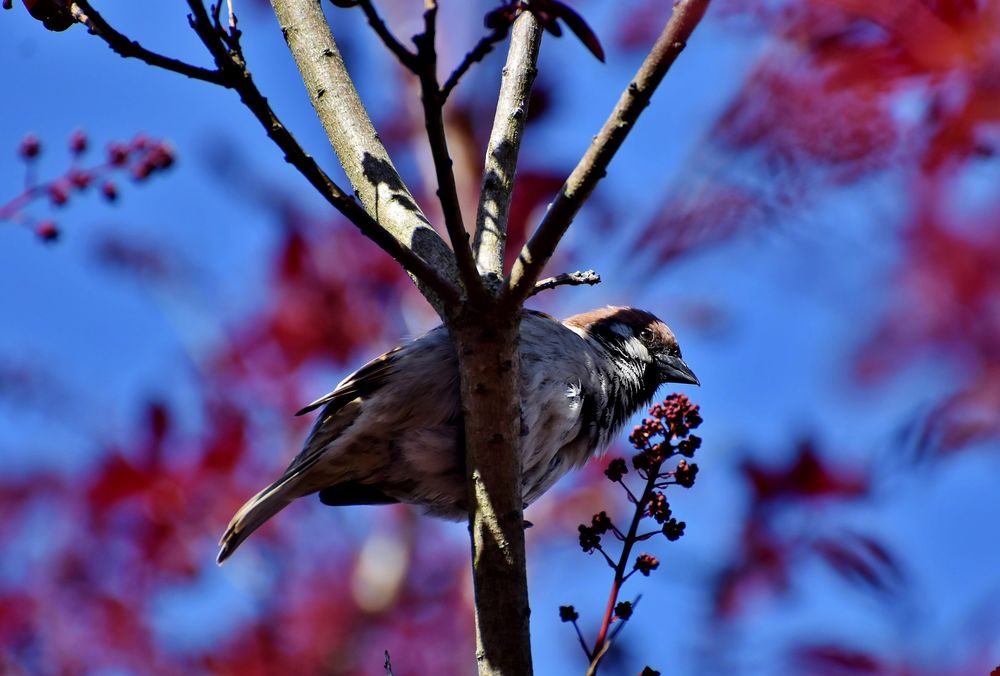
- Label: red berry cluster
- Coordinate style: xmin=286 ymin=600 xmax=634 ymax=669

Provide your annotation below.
xmin=629 ymin=393 xmax=703 ymax=466
xmin=558 ymin=605 xmax=579 ymax=623
xmin=578 ymin=510 xmax=615 ymax=553
xmin=674 ymin=459 xmax=699 ymax=488
xmin=579 ymin=393 xmax=702 ymax=555
xmin=604 ymin=457 xmax=627 ymax=482
xmin=2 ymin=131 xmax=176 ymax=242
xmin=577 ymin=523 xmax=601 ymax=553
xmin=647 ymin=491 xmax=670 ymax=521
xmin=561 ymin=393 xmax=705 ymax=673
xmin=633 ymin=553 xmax=659 ymax=576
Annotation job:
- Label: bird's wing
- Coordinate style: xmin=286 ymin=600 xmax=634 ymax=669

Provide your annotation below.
xmin=281 ymin=345 xmax=406 ymax=483
xmin=295 ymin=345 xmax=404 ymax=416
xmin=220 ymin=345 xmax=409 ymax=563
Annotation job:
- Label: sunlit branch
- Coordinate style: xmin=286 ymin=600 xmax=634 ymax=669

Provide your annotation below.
xmin=528 ymin=269 xmax=601 ymax=297
xmin=72 ymin=0 xmax=460 ymax=306
xmin=270 ymin=0 xmax=464 ymax=310
xmin=503 ymin=0 xmax=712 ymax=307
xmin=473 ymin=11 xmax=542 ymax=286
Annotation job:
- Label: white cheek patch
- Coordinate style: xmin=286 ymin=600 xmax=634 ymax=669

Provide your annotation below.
xmin=623 ymin=338 xmax=649 ymax=362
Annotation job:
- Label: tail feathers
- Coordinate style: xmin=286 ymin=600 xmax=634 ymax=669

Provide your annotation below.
xmin=217 ymin=476 xmax=297 ymax=564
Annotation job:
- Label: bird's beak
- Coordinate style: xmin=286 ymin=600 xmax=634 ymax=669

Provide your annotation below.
xmin=658 ymin=354 xmax=700 ymax=386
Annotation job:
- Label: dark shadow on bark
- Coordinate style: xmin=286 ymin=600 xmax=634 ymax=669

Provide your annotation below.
xmin=361 ymin=152 xmax=423 ymax=220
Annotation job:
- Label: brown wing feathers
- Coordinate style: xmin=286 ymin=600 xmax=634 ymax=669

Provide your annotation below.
xmin=219 ymin=347 xmax=402 ymax=563
xmin=295 ymin=346 xmax=402 ymax=416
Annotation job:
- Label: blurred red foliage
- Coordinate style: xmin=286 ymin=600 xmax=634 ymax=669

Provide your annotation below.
xmin=0 ymin=202 xmax=476 ymax=670
xmin=714 ymin=442 xmax=881 ymax=618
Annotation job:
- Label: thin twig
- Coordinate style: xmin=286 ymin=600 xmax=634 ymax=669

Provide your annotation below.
xmin=441 ymin=27 xmax=509 ymax=102
xmin=70 ymin=1 xmax=226 ymax=85
xmin=528 ymin=269 xmax=600 ymax=297
xmin=211 ymin=0 xmax=223 ymax=33
xmin=355 ymin=0 xmax=418 ymax=71
xmin=595 ymin=546 xmax=616 ymax=569
xmin=619 ymin=480 xmax=639 ymax=504
xmin=412 ymin=1 xmax=484 ymax=300
xmin=473 ymin=11 xmax=542 ymax=288
xmin=503 ymin=0 xmax=712 ymax=307
xmin=571 ymin=618 xmax=594 ymax=662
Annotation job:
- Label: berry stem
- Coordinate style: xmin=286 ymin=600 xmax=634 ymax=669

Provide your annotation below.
xmin=589 ymin=450 xmax=663 ymax=673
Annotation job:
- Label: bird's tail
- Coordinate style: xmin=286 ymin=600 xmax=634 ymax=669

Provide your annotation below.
xmin=217 ymin=474 xmax=298 ymax=564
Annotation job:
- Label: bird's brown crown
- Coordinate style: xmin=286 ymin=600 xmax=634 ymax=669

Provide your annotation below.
xmin=565 ymin=306 xmax=678 ymax=353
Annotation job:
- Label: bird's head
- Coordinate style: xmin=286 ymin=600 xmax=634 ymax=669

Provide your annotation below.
xmin=565 ymin=306 xmax=699 ymax=390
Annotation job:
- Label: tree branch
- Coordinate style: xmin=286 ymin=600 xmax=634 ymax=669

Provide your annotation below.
xmin=412 ymin=1 xmax=484 ymax=300
xmin=270 ymin=0 xmax=463 ymax=311
xmin=71 ymin=0 xmax=460 ymax=306
xmin=70 ymin=0 xmax=226 ymax=85
xmin=453 ymin=310 xmax=533 ymax=676
xmin=354 ymin=0 xmax=418 ymax=71
xmin=529 ymin=269 xmax=600 ymax=297
xmin=503 ymin=0 xmax=712 ymax=306
xmin=182 ymin=0 xmax=459 ymax=305
xmin=441 ymin=25 xmax=510 ymax=102
xmin=473 ymin=11 xmax=542 ymax=288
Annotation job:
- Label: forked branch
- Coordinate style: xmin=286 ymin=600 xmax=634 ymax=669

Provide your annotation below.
xmin=334 ymin=0 xmax=485 ymax=299
xmin=504 ymin=0 xmax=712 ymax=307
xmin=71 ymin=0 xmax=461 ymax=307
xmin=270 ymin=0 xmax=463 ymax=309
xmin=473 ymin=11 xmax=543 ymax=285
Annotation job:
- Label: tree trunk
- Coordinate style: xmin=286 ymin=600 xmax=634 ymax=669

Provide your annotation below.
xmin=451 ymin=306 xmax=533 ymax=676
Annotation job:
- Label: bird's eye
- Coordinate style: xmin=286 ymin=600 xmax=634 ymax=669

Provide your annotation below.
xmin=638 ymin=328 xmax=655 ymax=344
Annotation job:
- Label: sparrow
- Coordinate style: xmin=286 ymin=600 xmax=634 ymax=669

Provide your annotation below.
xmin=218 ymin=306 xmax=698 ymax=563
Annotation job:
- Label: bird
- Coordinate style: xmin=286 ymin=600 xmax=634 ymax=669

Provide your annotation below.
xmin=217 ymin=306 xmax=698 ymax=563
